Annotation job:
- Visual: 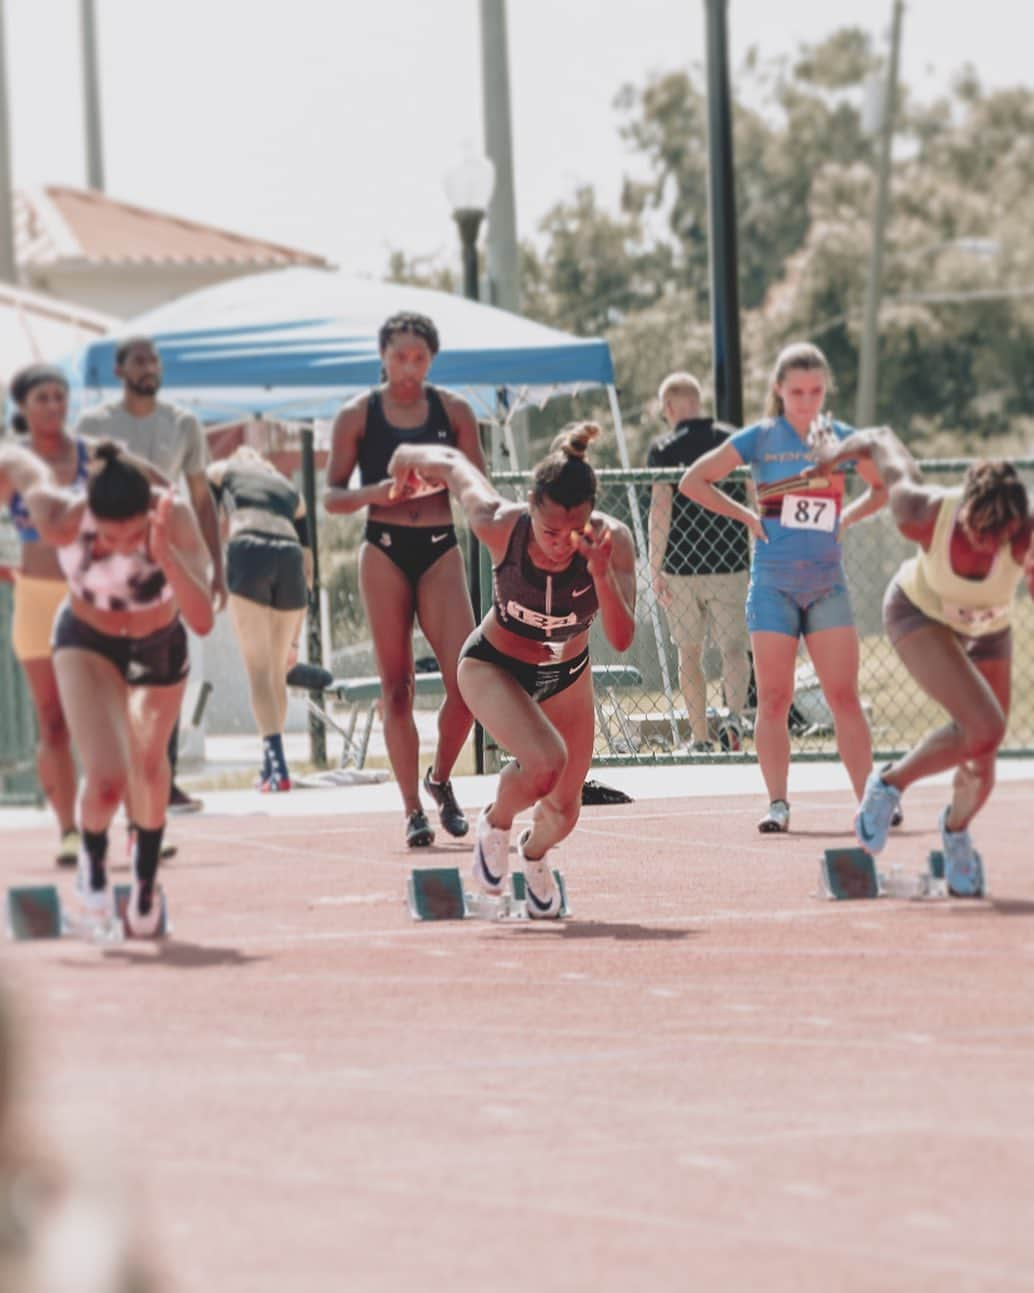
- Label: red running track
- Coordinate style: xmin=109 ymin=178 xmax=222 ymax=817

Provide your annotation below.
xmin=2 ymin=780 xmax=1034 ymax=1292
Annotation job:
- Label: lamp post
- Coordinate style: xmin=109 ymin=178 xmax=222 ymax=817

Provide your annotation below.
xmin=444 ymin=152 xmax=495 ymax=775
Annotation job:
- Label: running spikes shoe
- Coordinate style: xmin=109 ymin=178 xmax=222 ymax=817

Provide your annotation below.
xmin=758 ymin=799 xmax=790 ymax=834
xmin=518 ymin=828 xmax=562 ymax=920
xmin=405 ymin=808 xmax=435 ymax=848
xmin=854 ymin=769 xmax=901 ymax=856
xmin=423 ymin=768 xmax=469 ymax=838
xmin=259 ymin=771 xmax=292 ymax=793
xmin=55 ymin=828 xmax=80 ymax=869
xmin=471 ymin=807 xmax=509 ymax=894
xmin=939 ymin=806 xmax=985 ymax=898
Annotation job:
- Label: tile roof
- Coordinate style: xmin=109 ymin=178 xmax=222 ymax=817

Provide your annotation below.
xmin=15 ymin=185 xmax=330 ymax=271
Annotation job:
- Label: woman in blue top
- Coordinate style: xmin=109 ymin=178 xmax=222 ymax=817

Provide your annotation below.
xmin=679 ymin=343 xmax=888 ymax=832
xmin=2 ymin=365 xmax=89 ymax=866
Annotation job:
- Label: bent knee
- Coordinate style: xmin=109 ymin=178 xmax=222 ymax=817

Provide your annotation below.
xmin=84 ymin=771 xmax=127 ymax=811
xmin=381 ymin=677 xmax=415 ymax=712
xmin=961 ymin=715 xmax=1006 ymax=760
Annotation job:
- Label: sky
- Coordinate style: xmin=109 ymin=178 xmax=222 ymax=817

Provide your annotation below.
xmin=5 ymin=0 xmax=1030 ymax=282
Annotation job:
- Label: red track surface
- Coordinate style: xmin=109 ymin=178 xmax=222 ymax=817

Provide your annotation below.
xmin=3 ymin=781 xmax=1034 ymax=1292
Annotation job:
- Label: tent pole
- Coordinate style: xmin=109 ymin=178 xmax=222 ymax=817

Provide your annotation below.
xmin=606 ymin=385 xmax=682 ymax=750
xmin=300 ymin=423 xmax=327 ymax=769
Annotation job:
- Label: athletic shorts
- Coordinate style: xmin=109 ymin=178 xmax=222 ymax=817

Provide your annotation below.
xmin=883 ymin=578 xmax=1011 ymax=663
xmin=226 ymin=531 xmax=308 ymax=611
xmin=746 ymin=578 xmax=854 ymax=638
xmin=52 ymin=604 xmax=189 ymax=687
xmin=11 ymin=573 xmax=67 ymax=662
xmin=459 ymin=630 xmax=590 ymax=703
xmin=364 ymin=521 xmax=457 ymax=588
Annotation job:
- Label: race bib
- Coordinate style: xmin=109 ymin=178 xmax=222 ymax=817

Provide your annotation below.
xmin=780 ymin=493 xmax=837 ymax=532
xmin=941 ymin=601 xmax=1007 ymax=632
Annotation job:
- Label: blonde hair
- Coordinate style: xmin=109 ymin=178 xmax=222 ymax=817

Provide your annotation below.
xmin=532 ymin=421 xmax=601 ymax=508
xmin=764 ymin=343 xmax=832 ymax=418
xmin=658 ymin=372 xmax=702 ymax=409
xmin=230 ymin=444 xmax=280 ymax=476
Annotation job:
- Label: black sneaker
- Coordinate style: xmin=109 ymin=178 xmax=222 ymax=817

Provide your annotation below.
xmin=406 ymin=809 xmax=435 ymax=848
xmin=423 ymin=769 xmax=469 ymax=838
xmin=168 ymin=784 xmax=203 ymax=815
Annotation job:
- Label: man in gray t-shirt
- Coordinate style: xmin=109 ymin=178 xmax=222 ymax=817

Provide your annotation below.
xmin=75 ymin=336 xmax=226 ymax=606
xmin=74 ymin=336 xmax=227 ymax=813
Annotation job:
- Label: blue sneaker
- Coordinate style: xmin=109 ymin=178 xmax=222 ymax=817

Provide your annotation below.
xmin=854 ymin=769 xmax=901 ymax=855
xmin=939 ymin=807 xmax=985 ymax=898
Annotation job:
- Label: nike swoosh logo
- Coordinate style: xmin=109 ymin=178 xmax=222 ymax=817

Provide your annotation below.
xmin=569 ymin=655 xmax=588 ymax=675
xmin=572 ymin=585 xmax=592 ymax=597
xmin=856 ymin=815 xmax=875 ymax=844
xmin=475 ymin=841 xmax=504 ymax=887
xmin=431 ymin=532 xmax=449 ymax=544
xmin=526 ymin=880 xmax=555 ymax=912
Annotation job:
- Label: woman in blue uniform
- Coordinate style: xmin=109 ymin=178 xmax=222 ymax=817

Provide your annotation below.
xmin=388 ymin=422 xmax=637 ymax=918
xmin=324 ymin=312 xmax=487 ymax=847
xmin=679 ymin=343 xmax=889 ymax=833
xmin=14 ymin=441 xmax=214 ymax=936
xmin=2 ymin=366 xmax=89 ymax=866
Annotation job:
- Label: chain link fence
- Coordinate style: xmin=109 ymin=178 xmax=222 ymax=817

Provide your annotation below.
xmin=488 ymin=460 xmax=1034 ymax=767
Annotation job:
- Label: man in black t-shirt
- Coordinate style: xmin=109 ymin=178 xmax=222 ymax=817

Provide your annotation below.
xmin=647 ymin=372 xmax=751 ymax=750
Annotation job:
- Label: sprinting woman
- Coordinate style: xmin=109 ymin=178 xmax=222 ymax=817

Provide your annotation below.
xmin=809 ymin=423 xmax=1033 ymax=896
xmin=20 ymin=441 xmax=214 ymax=935
xmin=388 ymin=422 xmax=636 ymax=918
xmin=679 ymin=343 xmax=889 ymax=833
xmin=208 ymin=446 xmax=312 ymax=791
xmin=2 ymin=365 xmax=88 ymax=865
xmin=324 ymin=311 xmax=487 ymax=847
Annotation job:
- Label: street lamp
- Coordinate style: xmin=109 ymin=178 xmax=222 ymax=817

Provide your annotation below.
xmin=444 ymin=151 xmax=496 ymax=301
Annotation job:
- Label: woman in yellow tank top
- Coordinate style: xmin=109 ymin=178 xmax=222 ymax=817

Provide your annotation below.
xmin=808 ymin=424 xmax=1033 ymax=897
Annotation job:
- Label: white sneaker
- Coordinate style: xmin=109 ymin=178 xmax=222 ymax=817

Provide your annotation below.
xmin=758 ymin=799 xmax=790 ymax=834
xmin=75 ymin=845 xmax=111 ymax=917
xmin=472 ymin=807 xmax=510 ymax=896
xmin=126 ymin=878 xmax=164 ymax=938
xmin=518 ymin=828 xmax=562 ymax=920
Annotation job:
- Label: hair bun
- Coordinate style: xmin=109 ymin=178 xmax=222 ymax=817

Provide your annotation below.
xmin=92 ymin=439 xmax=124 ymax=466
xmin=553 ymin=421 xmax=602 ymax=460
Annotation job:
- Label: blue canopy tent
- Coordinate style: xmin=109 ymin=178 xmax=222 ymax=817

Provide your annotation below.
xmin=67 ymin=268 xmax=630 ymax=466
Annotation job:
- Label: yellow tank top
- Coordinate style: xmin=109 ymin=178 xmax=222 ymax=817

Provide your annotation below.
xmin=897 ymin=487 xmax=1023 ymax=636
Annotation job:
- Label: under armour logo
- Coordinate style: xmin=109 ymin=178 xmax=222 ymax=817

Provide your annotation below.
xmin=126 ymin=660 xmax=148 ymax=681
xmin=380 ymin=533 xmax=392 ymax=547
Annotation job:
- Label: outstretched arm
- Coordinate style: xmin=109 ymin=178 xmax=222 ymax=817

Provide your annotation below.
xmin=387 ymin=444 xmax=519 ymax=557
xmin=807 ymin=424 xmax=936 ymax=544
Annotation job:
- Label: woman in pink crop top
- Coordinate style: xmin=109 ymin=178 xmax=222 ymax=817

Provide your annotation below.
xmin=388 ymin=422 xmax=637 ymax=919
xmin=19 ymin=440 xmax=213 ymax=936
xmin=809 ymin=423 xmax=1034 ymax=897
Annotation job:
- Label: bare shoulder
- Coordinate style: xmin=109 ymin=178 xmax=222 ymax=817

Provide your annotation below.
xmin=437 ymin=386 xmax=476 ymax=420
xmin=331 ymin=392 xmax=370 ymax=436
xmin=598 ymin=513 xmax=635 ymax=558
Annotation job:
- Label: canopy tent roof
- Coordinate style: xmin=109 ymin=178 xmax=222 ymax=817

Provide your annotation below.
xmin=0 ymin=283 xmax=115 ymax=387
xmin=67 ymin=267 xmax=615 ymax=425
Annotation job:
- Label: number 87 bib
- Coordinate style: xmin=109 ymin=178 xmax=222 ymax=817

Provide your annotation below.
xmin=779 ymin=492 xmax=838 ymax=532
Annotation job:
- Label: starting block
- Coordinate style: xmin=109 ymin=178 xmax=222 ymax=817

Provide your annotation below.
xmin=819 ymin=848 xmax=881 ymax=900
xmin=407 ymin=867 xmax=569 ymax=921
xmin=6 ymin=884 xmax=169 ymax=943
xmin=818 ymin=848 xmax=950 ymax=901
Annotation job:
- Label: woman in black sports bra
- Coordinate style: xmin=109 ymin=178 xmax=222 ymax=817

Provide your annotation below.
xmin=324 ymin=311 xmax=487 ymax=849
xmin=388 ymin=422 xmax=637 ymax=919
